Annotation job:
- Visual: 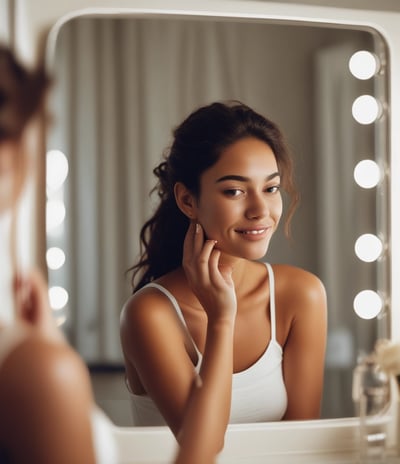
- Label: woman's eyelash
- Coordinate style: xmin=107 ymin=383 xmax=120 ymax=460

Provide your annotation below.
xmin=224 ymin=188 xmax=243 ymax=196
xmin=223 ymin=185 xmax=280 ymax=196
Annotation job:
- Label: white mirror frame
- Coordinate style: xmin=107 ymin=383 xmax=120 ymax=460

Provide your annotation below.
xmin=15 ymin=0 xmax=400 ymax=461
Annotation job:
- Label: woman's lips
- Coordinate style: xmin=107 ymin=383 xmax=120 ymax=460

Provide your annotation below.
xmin=235 ymin=227 xmax=271 ymax=239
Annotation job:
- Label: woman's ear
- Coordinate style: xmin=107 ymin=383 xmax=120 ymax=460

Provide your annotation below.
xmin=174 ymin=182 xmax=197 ymax=219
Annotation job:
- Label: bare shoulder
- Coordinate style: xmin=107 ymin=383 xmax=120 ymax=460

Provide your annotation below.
xmin=0 ymin=333 xmax=93 ymax=439
xmin=119 ymin=278 xmax=187 ymax=369
xmin=120 ymin=283 xmax=177 ymax=333
xmin=0 ymin=334 xmax=96 ymax=463
xmin=0 ymin=333 xmax=92 ymax=397
xmin=272 ymin=264 xmax=327 ymax=314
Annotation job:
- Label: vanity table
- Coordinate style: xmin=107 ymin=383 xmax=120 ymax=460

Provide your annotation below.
xmin=112 ymin=418 xmax=400 ymax=463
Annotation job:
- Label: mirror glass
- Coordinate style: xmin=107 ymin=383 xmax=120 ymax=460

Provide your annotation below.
xmin=45 ymin=14 xmax=389 ymax=425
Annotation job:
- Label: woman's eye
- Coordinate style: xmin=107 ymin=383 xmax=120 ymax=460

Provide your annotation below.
xmin=266 ymin=185 xmax=281 ymax=194
xmin=224 ymin=188 xmax=243 ymax=197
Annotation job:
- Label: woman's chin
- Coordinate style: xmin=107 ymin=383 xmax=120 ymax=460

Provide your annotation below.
xmin=219 ymin=243 xmax=271 ymax=262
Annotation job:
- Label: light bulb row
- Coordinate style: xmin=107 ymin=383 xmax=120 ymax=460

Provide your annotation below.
xmin=46 ymin=149 xmax=69 ymax=326
xmin=349 ymin=50 xmax=386 ymax=320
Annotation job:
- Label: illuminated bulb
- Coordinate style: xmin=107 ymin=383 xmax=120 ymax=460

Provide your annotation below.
xmin=49 ymin=286 xmax=69 ymax=310
xmin=46 ymin=199 xmax=66 ymax=231
xmin=354 ymin=234 xmax=383 ymax=262
xmin=353 ymin=290 xmax=383 ymax=319
xmin=353 ymin=159 xmax=381 ymax=188
xmin=46 ymin=150 xmax=69 ymax=192
xmin=46 ymin=247 xmax=66 ymax=270
xmin=352 ymin=95 xmax=382 ymax=124
xmin=349 ymin=51 xmax=380 ymax=80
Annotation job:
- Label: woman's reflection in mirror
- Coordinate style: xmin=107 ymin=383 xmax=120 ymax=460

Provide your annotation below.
xmin=120 ymin=101 xmax=328 ymax=460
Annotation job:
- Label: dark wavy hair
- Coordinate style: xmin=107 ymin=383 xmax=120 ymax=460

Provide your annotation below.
xmin=0 ymin=44 xmax=49 ymax=142
xmin=130 ymin=101 xmax=299 ymax=291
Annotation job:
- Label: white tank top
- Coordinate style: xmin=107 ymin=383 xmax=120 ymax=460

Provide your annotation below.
xmin=127 ymin=262 xmax=287 ymax=425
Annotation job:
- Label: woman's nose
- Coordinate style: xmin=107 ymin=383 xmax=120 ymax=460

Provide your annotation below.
xmin=245 ymin=193 xmax=268 ymax=219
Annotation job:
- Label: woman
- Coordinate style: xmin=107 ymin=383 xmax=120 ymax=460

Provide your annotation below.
xmin=0 ymin=44 xmax=231 ymax=464
xmin=120 ymin=101 xmax=328 ymax=444
xmin=0 ymin=44 xmax=119 ymax=464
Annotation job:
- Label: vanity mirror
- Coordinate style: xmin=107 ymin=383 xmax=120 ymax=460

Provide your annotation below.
xmin=45 ymin=13 xmax=388 ymax=421
xmin=13 ymin=0 xmax=400 ymax=461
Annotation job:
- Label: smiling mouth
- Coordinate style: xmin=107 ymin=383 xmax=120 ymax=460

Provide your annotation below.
xmin=236 ymin=228 xmax=268 ymax=235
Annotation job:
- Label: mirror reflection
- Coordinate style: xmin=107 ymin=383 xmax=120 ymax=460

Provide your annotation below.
xmin=46 ymin=15 xmax=389 ymax=424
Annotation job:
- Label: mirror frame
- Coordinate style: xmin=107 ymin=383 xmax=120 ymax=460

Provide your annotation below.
xmin=16 ymin=0 xmax=400 ymax=460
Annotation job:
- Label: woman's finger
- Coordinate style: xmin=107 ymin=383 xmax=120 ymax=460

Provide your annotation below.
xmin=187 ymin=239 xmax=217 ymax=287
xmin=13 ymin=269 xmax=50 ymax=325
xmin=208 ymin=249 xmax=234 ymax=287
xmin=196 ymin=239 xmax=217 ymax=269
xmin=192 ymin=222 xmax=205 ymax=256
xmin=182 ymin=221 xmax=197 ymax=265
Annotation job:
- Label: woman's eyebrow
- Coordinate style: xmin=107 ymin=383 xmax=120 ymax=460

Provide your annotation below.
xmin=215 ymin=172 xmax=280 ymax=183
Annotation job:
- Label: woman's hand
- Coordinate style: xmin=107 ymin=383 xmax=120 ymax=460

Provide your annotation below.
xmin=182 ymin=222 xmax=237 ymax=323
xmin=13 ymin=269 xmax=64 ymax=343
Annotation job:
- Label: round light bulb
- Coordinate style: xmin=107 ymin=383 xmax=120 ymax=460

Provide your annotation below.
xmin=49 ymin=286 xmax=69 ymax=310
xmin=354 ymin=234 xmax=383 ymax=262
xmin=46 ymin=200 xmax=66 ymax=231
xmin=349 ymin=51 xmax=380 ymax=80
xmin=352 ymin=95 xmax=382 ymax=125
xmin=46 ymin=247 xmax=66 ymax=270
xmin=353 ymin=290 xmax=383 ymax=320
xmin=46 ymin=150 xmax=69 ymax=192
xmin=353 ymin=159 xmax=381 ymax=189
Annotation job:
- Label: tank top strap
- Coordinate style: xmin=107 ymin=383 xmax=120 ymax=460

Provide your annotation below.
xmin=265 ymin=263 xmax=277 ymax=342
xmin=144 ymin=282 xmax=202 ymax=359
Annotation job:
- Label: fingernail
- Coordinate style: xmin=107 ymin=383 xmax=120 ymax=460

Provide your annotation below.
xmin=195 ymin=223 xmax=200 ymax=234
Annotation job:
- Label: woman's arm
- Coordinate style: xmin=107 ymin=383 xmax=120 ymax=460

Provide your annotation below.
xmin=121 ymin=222 xmax=237 ymax=450
xmin=279 ymin=266 xmax=328 ymax=420
xmin=174 ymin=317 xmax=235 ymax=464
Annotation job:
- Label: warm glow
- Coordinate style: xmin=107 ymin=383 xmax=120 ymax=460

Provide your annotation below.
xmin=353 ymin=159 xmax=381 ymax=189
xmin=355 ymin=234 xmax=383 ymax=262
xmin=46 ymin=247 xmax=66 ymax=270
xmin=353 ymin=290 xmax=383 ymax=319
xmin=46 ymin=149 xmax=69 ymax=192
xmin=349 ymin=51 xmax=380 ymax=80
xmin=46 ymin=200 xmax=66 ymax=231
xmin=49 ymin=286 xmax=69 ymax=310
xmin=352 ymin=95 xmax=382 ymax=124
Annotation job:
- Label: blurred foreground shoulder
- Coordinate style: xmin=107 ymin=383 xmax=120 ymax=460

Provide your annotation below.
xmin=0 ymin=332 xmax=92 ymax=396
xmin=0 ymin=333 xmax=96 ymax=464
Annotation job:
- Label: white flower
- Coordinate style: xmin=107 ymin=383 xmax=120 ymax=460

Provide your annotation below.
xmin=375 ymin=339 xmax=400 ymax=377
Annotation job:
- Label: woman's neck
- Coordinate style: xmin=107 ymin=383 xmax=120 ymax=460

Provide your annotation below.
xmin=218 ymin=254 xmax=254 ymax=289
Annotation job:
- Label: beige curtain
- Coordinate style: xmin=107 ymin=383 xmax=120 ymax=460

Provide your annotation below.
xmin=0 ymin=0 xmax=12 ymax=43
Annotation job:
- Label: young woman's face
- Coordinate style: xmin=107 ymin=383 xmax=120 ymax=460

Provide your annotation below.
xmin=194 ymin=136 xmax=283 ymax=261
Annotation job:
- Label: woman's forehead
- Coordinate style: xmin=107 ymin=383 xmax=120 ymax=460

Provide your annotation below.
xmin=206 ymin=137 xmax=278 ymax=178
